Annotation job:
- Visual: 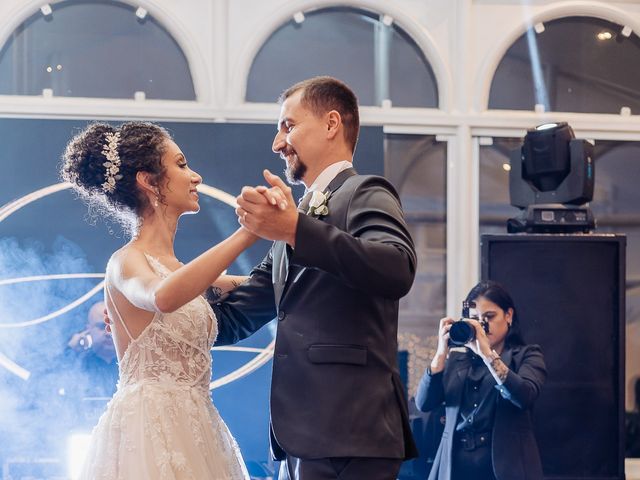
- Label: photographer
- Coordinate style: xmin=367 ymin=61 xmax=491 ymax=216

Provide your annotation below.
xmin=415 ymin=281 xmax=546 ymax=480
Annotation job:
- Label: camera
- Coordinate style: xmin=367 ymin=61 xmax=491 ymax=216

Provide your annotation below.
xmin=448 ymin=301 xmax=489 ymax=347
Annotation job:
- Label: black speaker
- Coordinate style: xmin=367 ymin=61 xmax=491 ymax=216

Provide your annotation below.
xmin=481 ymin=234 xmax=626 ymax=480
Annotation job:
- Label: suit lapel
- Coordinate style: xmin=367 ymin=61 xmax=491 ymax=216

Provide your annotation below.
xmin=275 ymin=167 xmax=358 ymax=303
xmin=500 ymin=348 xmax=514 ymax=369
xmin=326 ymin=167 xmax=357 ymax=197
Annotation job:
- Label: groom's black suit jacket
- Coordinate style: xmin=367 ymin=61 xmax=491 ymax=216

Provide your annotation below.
xmin=212 ymin=168 xmax=419 ymax=461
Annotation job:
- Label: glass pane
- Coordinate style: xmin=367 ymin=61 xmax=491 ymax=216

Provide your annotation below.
xmin=589 ymin=141 xmax=640 ymax=412
xmin=479 ymin=137 xmax=640 ymax=411
xmin=385 ymin=134 xmax=446 ymax=396
xmin=247 ymin=7 xmax=438 ymax=107
xmin=0 ymin=0 xmax=195 ymax=99
xmin=489 ymin=17 xmax=640 ymax=113
xmin=479 ymin=138 xmax=521 ymax=235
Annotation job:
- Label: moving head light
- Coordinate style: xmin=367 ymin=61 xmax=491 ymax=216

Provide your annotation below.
xmin=508 ymin=122 xmax=595 ymax=233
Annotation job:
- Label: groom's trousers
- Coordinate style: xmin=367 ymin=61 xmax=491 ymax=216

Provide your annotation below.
xmin=278 ymin=455 xmax=402 ymax=480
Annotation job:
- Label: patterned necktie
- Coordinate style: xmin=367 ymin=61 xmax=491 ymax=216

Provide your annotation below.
xmin=297 ymin=190 xmax=313 ymax=215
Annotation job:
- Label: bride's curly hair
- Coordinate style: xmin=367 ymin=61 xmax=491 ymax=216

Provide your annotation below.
xmin=61 ymin=121 xmax=171 ymax=232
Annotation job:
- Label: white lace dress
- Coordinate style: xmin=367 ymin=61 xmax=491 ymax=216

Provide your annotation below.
xmin=79 ymin=254 xmax=248 ymax=480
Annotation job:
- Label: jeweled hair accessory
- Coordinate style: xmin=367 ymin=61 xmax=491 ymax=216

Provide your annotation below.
xmin=101 ymin=131 xmax=122 ymax=193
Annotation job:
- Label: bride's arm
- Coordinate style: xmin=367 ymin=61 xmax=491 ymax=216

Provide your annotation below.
xmin=111 ymin=228 xmax=257 ymax=313
xmin=207 ymin=275 xmax=249 ymax=302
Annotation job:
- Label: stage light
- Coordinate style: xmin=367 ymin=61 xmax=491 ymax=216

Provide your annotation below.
xmin=382 ymin=14 xmax=394 ymax=27
xmin=134 ymin=90 xmax=146 ymax=101
xmin=597 ymin=31 xmax=612 ymax=41
xmin=293 ymin=11 xmax=305 ymax=24
xmin=135 ymin=7 xmax=148 ymax=20
xmin=622 ymin=25 xmax=633 ymax=37
xmin=507 ymin=122 xmax=595 ymax=233
xmin=522 ymin=122 xmax=573 ymax=192
xmin=40 ymin=4 xmax=52 ymax=16
xmin=534 ymin=22 xmax=545 ymax=34
xmin=68 ymin=433 xmax=91 ymax=480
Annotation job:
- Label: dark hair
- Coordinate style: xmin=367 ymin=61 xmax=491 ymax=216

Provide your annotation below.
xmin=278 ymin=76 xmax=360 ymax=153
xmin=60 ymin=122 xmax=171 ymax=229
xmin=465 ymin=280 xmax=526 ymax=348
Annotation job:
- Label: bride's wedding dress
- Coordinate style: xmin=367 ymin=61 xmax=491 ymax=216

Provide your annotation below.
xmin=79 ymin=254 xmax=248 ymax=479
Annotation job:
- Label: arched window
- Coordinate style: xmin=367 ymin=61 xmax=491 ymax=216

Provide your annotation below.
xmin=385 ymin=134 xmax=446 ymax=393
xmin=0 ymin=1 xmax=195 ymax=100
xmin=489 ymin=17 xmax=640 ymax=113
xmin=246 ymin=7 xmax=438 ymax=107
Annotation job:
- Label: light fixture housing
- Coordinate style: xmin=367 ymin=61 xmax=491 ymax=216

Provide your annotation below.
xmin=507 ymin=122 xmax=595 ymax=233
xmin=510 ymin=122 xmax=594 ymax=207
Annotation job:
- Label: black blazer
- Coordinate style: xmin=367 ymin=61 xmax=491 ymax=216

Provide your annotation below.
xmin=212 ymin=168 xmax=419 ymax=461
xmin=415 ymin=345 xmax=546 ymax=480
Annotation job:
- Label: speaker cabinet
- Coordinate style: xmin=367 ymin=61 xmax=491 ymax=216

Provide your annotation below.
xmin=481 ymin=234 xmax=626 ymax=480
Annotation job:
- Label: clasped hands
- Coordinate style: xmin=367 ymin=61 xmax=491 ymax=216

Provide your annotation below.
xmin=236 ymin=169 xmax=299 ymax=247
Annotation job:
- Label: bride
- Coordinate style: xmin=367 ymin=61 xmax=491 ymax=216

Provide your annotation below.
xmin=61 ymin=122 xmax=278 ymax=479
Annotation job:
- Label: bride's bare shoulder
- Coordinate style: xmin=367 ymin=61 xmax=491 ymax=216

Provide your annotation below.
xmin=106 ymin=245 xmax=150 ymax=280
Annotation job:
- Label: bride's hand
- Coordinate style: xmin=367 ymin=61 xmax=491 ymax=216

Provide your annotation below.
xmin=103 ymin=307 xmax=112 ymax=334
xmin=255 ymin=185 xmax=290 ymax=210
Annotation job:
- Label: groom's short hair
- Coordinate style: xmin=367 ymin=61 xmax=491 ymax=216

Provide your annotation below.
xmin=279 ymin=76 xmax=360 ymax=153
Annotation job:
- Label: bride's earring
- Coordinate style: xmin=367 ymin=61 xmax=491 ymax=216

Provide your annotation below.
xmin=154 ymin=196 xmax=159 ymax=208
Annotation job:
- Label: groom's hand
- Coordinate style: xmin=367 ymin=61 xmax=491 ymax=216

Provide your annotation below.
xmin=237 ymin=169 xmax=298 ymax=246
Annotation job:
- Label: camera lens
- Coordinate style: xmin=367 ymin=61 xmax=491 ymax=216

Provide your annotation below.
xmin=449 ymin=321 xmax=476 ymax=346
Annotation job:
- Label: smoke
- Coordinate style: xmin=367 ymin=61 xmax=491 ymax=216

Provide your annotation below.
xmin=0 ymin=236 xmax=111 ymax=472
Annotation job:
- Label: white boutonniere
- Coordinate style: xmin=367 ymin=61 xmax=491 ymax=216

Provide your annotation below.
xmin=307 ymin=190 xmax=330 ymax=217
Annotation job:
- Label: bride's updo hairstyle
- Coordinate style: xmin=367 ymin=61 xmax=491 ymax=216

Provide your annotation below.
xmin=61 ymin=121 xmax=171 ymax=230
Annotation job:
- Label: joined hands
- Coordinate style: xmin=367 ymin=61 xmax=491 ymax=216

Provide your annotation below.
xmin=236 ymin=169 xmax=299 ymax=247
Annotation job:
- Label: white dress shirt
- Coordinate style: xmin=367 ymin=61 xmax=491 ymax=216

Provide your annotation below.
xmin=305 ymin=160 xmax=353 ymax=195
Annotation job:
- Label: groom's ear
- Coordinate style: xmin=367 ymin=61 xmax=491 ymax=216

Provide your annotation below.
xmin=326 ymin=110 xmax=342 ymax=141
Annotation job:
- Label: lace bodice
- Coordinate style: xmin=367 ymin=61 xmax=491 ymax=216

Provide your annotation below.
xmin=114 ymin=254 xmax=217 ymax=393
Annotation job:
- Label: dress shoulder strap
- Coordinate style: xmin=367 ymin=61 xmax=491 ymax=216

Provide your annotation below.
xmin=104 ymin=282 xmax=134 ymax=342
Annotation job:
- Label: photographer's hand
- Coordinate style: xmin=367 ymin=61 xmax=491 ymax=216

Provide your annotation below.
xmin=430 ymin=317 xmax=455 ymax=374
xmin=465 ymin=319 xmax=492 ymax=357
xmin=466 ymin=319 xmax=509 ymax=384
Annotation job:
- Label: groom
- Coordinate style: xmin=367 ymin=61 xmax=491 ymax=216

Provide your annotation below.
xmin=213 ymin=76 xmax=418 ymax=479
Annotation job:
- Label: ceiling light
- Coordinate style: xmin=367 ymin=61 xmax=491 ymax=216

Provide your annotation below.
xmin=596 ymin=31 xmax=612 ymax=41
xmin=381 ymin=15 xmax=394 ymax=27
